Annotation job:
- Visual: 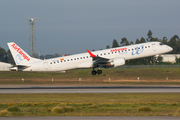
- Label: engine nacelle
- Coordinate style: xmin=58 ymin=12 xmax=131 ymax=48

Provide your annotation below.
xmin=109 ymin=58 xmax=125 ymax=67
xmin=9 ymin=66 xmax=18 ymax=71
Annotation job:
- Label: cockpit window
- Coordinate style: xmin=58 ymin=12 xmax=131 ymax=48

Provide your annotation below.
xmin=160 ymin=43 xmax=165 ymax=45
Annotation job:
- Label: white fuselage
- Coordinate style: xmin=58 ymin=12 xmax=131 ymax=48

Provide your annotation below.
xmin=22 ymin=42 xmax=172 ymax=72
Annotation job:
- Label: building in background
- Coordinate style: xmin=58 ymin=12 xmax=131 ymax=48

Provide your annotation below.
xmin=160 ymin=54 xmax=180 ymax=63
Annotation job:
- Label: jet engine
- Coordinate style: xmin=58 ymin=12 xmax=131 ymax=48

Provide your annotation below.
xmin=106 ymin=58 xmax=125 ymax=67
xmin=9 ymin=66 xmax=18 ymax=71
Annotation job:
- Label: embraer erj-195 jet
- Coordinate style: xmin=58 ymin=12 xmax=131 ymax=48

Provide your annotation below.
xmin=7 ymin=42 xmax=172 ymax=75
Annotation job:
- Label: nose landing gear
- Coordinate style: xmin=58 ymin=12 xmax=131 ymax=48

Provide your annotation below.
xmin=91 ymin=68 xmax=102 ymax=75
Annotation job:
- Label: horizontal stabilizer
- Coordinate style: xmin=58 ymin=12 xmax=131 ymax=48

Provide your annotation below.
xmin=9 ymin=65 xmax=30 ymax=71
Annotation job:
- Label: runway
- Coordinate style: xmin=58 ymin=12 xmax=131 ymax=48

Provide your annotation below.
xmin=1 ymin=85 xmax=180 ymax=93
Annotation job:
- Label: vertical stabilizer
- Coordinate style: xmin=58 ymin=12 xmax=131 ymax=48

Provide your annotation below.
xmin=7 ymin=42 xmax=42 ymax=65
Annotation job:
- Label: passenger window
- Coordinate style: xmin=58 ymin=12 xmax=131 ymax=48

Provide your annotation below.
xmin=128 ymin=49 xmax=130 ymax=51
xmin=77 ymin=58 xmax=79 ymax=60
xmin=71 ymin=59 xmax=73 ymax=61
xmin=108 ymin=53 xmax=110 ymax=54
xmin=104 ymin=53 xmax=106 ymax=55
xmin=64 ymin=60 xmax=66 ymax=62
xmin=111 ymin=52 xmax=113 ymax=54
xmin=87 ymin=56 xmax=88 ymax=58
xmin=74 ymin=58 xmax=76 ymax=60
xmin=50 ymin=62 xmax=52 ymax=64
xmin=122 ymin=50 xmax=123 ymax=52
xmin=83 ymin=57 xmax=85 ymax=59
xmin=148 ymin=46 xmax=150 ymax=48
xmin=145 ymin=46 xmax=147 ymax=48
xmin=80 ymin=57 xmax=82 ymax=59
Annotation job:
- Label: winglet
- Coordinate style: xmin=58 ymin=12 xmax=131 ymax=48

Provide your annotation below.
xmin=87 ymin=50 xmax=96 ymax=57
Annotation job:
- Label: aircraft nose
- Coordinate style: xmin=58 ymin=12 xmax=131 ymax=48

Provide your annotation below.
xmin=167 ymin=46 xmax=173 ymax=52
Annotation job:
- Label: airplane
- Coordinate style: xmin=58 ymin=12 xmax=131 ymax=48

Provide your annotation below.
xmin=7 ymin=42 xmax=173 ymax=75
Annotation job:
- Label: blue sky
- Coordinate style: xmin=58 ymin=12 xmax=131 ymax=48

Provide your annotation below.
xmin=0 ymin=0 xmax=180 ymax=55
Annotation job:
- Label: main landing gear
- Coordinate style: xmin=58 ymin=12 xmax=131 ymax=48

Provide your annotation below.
xmin=91 ymin=68 xmax=102 ymax=75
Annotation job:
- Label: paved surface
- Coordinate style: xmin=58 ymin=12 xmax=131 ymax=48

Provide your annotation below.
xmin=0 ymin=116 xmax=180 ymax=120
xmin=0 ymin=85 xmax=180 ymax=93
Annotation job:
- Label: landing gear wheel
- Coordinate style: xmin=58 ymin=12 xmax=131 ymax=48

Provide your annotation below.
xmin=91 ymin=70 xmax=97 ymax=75
xmin=97 ymin=70 xmax=102 ymax=74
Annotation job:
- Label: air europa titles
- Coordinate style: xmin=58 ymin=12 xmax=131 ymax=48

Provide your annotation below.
xmin=11 ymin=44 xmax=30 ymax=61
xmin=110 ymin=48 xmax=127 ymax=52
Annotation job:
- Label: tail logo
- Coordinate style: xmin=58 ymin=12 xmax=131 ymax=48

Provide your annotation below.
xmin=11 ymin=43 xmax=30 ymax=61
xmin=16 ymin=54 xmax=24 ymax=64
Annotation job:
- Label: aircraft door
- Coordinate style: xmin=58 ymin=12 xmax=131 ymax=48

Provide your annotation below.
xmin=152 ymin=43 xmax=156 ymax=51
xmin=43 ymin=62 xmax=48 ymax=71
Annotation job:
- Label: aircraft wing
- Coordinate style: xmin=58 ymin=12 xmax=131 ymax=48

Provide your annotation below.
xmin=87 ymin=50 xmax=110 ymax=67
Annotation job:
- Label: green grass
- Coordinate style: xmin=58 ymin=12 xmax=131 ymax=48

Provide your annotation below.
xmin=137 ymin=106 xmax=152 ymax=111
xmin=0 ymin=93 xmax=180 ymax=116
xmin=52 ymin=106 xmax=65 ymax=113
xmin=0 ymin=68 xmax=180 ymax=85
xmin=1 ymin=93 xmax=180 ymax=103
xmin=0 ymin=109 xmax=11 ymax=116
xmin=7 ymin=106 xmax=20 ymax=112
xmin=0 ymin=102 xmax=180 ymax=116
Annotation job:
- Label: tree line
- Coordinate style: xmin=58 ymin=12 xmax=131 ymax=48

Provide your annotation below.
xmin=0 ymin=30 xmax=180 ymax=65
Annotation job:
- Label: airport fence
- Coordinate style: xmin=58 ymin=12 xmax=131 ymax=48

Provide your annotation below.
xmin=115 ymin=64 xmax=180 ymax=69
